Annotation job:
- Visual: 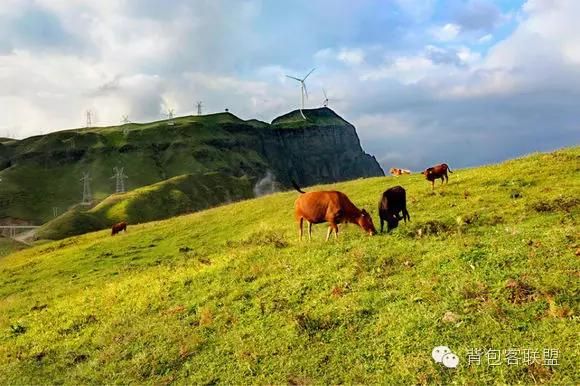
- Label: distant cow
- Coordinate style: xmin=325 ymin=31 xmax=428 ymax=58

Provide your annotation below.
xmin=111 ymin=221 xmax=127 ymax=236
xmin=293 ymin=181 xmax=376 ymax=241
xmin=378 ymin=186 xmax=410 ymax=232
xmin=423 ymin=163 xmax=453 ymax=189
xmin=389 ymin=168 xmax=411 ymax=177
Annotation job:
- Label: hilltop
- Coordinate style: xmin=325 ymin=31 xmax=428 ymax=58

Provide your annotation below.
xmin=0 ymin=108 xmax=382 ymax=226
xmin=0 ymin=147 xmax=578 ymax=384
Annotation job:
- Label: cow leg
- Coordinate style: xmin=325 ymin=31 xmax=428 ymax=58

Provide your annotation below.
xmin=326 ymin=226 xmax=332 ymax=241
xmin=307 ymin=221 xmax=312 ymax=241
xmin=333 ymin=224 xmax=339 ymax=240
xmin=298 ymin=217 xmax=304 ymax=242
xmin=431 ymin=180 xmax=435 ymax=190
xmin=380 ymin=217 xmax=384 ymax=233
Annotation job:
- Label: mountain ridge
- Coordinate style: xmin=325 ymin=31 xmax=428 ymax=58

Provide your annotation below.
xmin=0 ymin=108 xmax=383 ymax=226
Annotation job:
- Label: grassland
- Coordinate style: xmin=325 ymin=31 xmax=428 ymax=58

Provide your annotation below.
xmin=36 ymin=172 xmax=255 ymax=240
xmin=0 ymin=147 xmax=578 ymax=384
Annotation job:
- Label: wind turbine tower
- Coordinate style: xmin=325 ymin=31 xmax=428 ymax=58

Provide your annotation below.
xmin=80 ymin=172 xmax=92 ymax=205
xmin=286 ymin=68 xmax=315 ymax=119
xmin=111 ymin=167 xmax=128 ymax=193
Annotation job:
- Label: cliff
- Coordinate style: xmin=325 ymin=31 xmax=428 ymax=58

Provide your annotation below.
xmin=0 ymin=108 xmax=383 ymax=227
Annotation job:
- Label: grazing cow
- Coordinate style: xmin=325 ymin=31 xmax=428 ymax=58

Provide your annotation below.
xmin=423 ymin=163 xmax=453 ymax=189
xmin=292 ymin=181 xmax=376 ymax=241
xmin=111 ymin=221 xmax=127 ymax=236
xmin=389 ymin=168 xmax=411 ymax=177
xmin=378 ymin=186 xmax=410 ymax=232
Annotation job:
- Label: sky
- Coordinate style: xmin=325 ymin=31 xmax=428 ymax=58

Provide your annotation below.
xmin=1 ymin=0 xmax=579 ymax=170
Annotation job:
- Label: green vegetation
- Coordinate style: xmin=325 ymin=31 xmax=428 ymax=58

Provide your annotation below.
xmin=272 ymin=107 xmax=350 ymax=129
xmin=0 ymin=147 xmax=578 ymax=384
xmin=37 ymin=172 xmax=254 ymax=240
xmin=0 ymin=237 xmax=27 ymax=258
xmin=0 ymin=108 xmax=381 ymax=225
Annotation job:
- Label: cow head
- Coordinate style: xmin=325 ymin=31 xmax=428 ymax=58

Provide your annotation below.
xmin=358 ymin=209 xmax=377 ymax=235
xmin=423 ymin=168 xmax=435 ymax=180
xmin=385 ymin=212 xmax=400 ymax=231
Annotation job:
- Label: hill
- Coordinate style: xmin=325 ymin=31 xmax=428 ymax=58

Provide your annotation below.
xmin=0 ymin=108 xmax=383 ymax=226
xmin=36 ymin=172 xmax=254 ymax=240
xmin=0 ymin=147 xmax=578 ymax=384
xmin=0 ymin=236 xmax=27 ymax=258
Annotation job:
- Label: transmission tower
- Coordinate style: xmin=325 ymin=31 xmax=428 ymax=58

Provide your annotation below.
xmin=86 ymin=110 xmax=93 ymax=128
xmin=111 ymin=167 xmax=128 ymax=193
xmin=121 ymin=115 xmax=130 ymax=135
xmin=80 ymin=172 xmax=92 ymax=205
xmin=196 ymin=101 xmax=203 ymax=115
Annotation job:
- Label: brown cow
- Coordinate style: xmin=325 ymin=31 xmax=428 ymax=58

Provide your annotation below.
xmin=378 ymin=186 xmax=410 ymax=232
xmin=292 ymin=181 xmax=376 ymax=241
xmin=111 ymin=221 xmax=127 ymax=236
xmin=423 ymin=163 xmax=453 ymax=189
xmin=389 ymin=168 xmax=411 ymax=177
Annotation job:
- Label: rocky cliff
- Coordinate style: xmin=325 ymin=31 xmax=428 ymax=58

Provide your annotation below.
xmin=0 ymin=108 xmax=383 ymax=225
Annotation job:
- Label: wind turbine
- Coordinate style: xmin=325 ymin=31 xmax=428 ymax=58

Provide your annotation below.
xmin=286 ymin=68 xmax=315 ymax=119
xmin=322 ymin=88 xmax=341 ymax=108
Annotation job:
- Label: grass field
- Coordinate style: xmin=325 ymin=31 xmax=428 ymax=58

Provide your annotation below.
xmin=0 ymin=147 xmax=578 ymax=384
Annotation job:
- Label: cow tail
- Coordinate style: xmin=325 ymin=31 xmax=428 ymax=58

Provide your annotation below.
xmin=446 ymin=164 xmax=453 ymax=173
xmin=291 ymin=180 xmax=306 ymax=194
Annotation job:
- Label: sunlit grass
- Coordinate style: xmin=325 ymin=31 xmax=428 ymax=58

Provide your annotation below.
xmin=0 ymin=147 xmax=578 ymax=384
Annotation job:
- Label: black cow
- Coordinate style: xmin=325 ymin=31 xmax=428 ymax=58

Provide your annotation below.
xmin=378 ymin=186 xmax=410 ymax=232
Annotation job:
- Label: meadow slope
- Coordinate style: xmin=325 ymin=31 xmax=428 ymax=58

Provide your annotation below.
xmin=0 ymin=148 xmax=578 ymax=384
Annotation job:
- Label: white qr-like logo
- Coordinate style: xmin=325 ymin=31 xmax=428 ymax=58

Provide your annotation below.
xmin=432 ymin=346 xmax=459 ymax=368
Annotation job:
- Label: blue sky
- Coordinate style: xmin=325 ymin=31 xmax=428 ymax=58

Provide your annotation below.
xmin=0 ymin=0 xmax=579 ymax=170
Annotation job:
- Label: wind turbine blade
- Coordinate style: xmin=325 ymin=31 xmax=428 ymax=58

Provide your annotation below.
xmin=323 ymin=88 xmax=327 ymax=99
xmin=300 ymin=109 xmax=306 ymax=120
xmin=286 ymin=75 xmax=301 ymax=81
xmin=302 ymin=82 xmax=309 ymax=99
xmin=303 ymin=68 xmax=315 ymax=80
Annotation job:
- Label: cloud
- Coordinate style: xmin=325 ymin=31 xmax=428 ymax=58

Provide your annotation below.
xmin=0 ymin=0 xmax=578 ymax=172
xmin=454 ymin=0 xmax=503 ymax=31
xmin=431 ymin=23 xmax=461 ymax=41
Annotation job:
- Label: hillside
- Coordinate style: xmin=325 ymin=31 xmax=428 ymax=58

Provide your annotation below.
xmin=0 ymin=147 xmax=578 ymax=384
xmin=36 ymin=172 xmax=254 ymax=240
xmin=0 ymin=236 xmax=27 ymax=258
xmin=0 ymin=108 xmax=382 ymax=225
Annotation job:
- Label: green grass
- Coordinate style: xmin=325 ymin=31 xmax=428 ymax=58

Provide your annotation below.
xmin=36 ymin=172 xmax=255 ymax=240
xmin=0 ymin=113 xmax=274 ymax=224
xmin=0 ymin=147 xmax=578 ymax=384
xmin=272 ymin=107 xmax=349 ymax=129
xmin=0 ymin=237 xmax=27 ymax=258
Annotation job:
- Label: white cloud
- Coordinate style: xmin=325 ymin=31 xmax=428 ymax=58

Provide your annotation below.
xmin=337 ymin=48 xmax=365 ymax=66
xmin=478 ymin=33 xmax=492 ymax=43
xmin=431 ymin=23 xmax=461 ymax=41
